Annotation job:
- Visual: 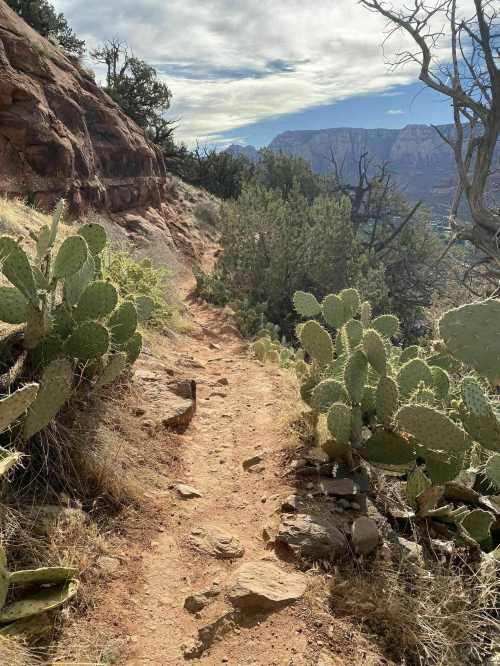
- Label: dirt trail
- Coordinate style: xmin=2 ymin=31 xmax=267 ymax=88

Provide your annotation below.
xmin=121 ymin=290 xmax=321 ymax=665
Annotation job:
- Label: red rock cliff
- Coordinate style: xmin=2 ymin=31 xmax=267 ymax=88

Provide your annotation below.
xmin=0 ymin=0 xmax=169 ymax=214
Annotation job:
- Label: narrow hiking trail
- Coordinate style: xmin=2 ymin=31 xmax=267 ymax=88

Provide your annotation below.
xmin=121 ymin=293 xmax=321 ymax=666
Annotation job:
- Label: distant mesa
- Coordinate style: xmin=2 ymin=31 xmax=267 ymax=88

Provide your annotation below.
xmin=225 ymin=124 xmax=499 ymax=218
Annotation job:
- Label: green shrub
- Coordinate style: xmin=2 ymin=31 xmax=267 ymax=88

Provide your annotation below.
xmin=102 ymin=249 xmax=175 ymax=329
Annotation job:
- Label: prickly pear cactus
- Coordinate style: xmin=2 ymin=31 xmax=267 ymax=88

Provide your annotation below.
xmin=397 ymin=405 xmax=472 ymax=454
xmin=364 ymin=429 xmax=415 ymax=466
xmin=438 ymin=299 xmax=500 ymax=383
xmin=344 ymin=349 xmax=368 ymax=404
xmin=460 ymin=509 xmax=494 ymax=548
xmin=24 ymin=359 xmax=73 ymax=440
xmin=339 ymin=287 xmax=360 ymax=319
xmin=363 ymin=329 xmax=387 ymax=376
xmin=0 ymin=384 xmax=39 ymax=434
xmin=63 ymin=322 xmax=110 ymax=360
xmin=52 ymin=235 xmax=88 ymax=279
xmin=299 ymin=320 xmax=333 ymax=366
xmin=397 ymin=358 xmax=433 ymax=400
xmin=293 ymin=291 xmax=321 ymax=318
xmin=376 ymin=376 xmax=399 ymax=429
xmin=310 ymin=379 xmax=347 ymax=413
xmin=322 ymin=293 xmax=347 ymax=329
xmin=459 ymin=378 xmax=500 ymax=452
xmin=74 ymin=281 xmax=118 ymax=321
xmin=406 ymin=467 xmax=432 ymax=509
xmin=327 ymin=402 xmax=352 ymax=447
xmin=96 ymin=352 xmax=128 ymax=388
xmin=108 ymin=301 xmax=138 ymax=344
xmin=360 ymin=301 xmax=372 ymax=328
xmin=0 ymin=287 xmax=27 ymax=324
xmin=78 ymin=222 xmax=107 ymax=255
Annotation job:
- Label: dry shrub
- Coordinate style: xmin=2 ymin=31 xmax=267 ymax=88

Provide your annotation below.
xmin=0 ymin=636 xmax=40 ymax=666
xmin=330 ymin=554 xmax=499 ymax=665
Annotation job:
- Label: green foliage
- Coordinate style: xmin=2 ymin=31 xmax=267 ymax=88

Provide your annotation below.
xmin=103 ymin=249 xmax=174 ymax=328
xmin=0 ymin=202 xmax=151 ymax=441
xmin=299 ymin=320 xmax=333 ymax=366
xmin=6 ymin=0 xmax=85 ymax=55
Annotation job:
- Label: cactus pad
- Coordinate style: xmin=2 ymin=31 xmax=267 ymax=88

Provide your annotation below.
xmin=400 ymin=345 xmax=421 ymax=364
xmin=322 ymin=294 xmax=347 ymax=328
xmin=345 ymin=318 xmax=363 ymax=348
xmin=459 ymin=384 xmax=500 ymax=453
xmin=253 ymin=339 xmax=267 ymax=361
xmin=360 ymin=300 xmax=372 ymax=328
xmin=52 ymin=235 xmax=88 ymax=279
xmin=24 ymin=359 xmax=73 ymax=439
xmin=344 ymin=349 xmax=368 ymax=404
xmin=364 ymin=429 xmax=415 ymax=466
xmin=363 ymin=329 xmax=387 ymax=376
xmin=376 ymin=376 xmax=399 ymax=429
xmin=0 ymin=236 xmax=38 ymax=305
xmin=0 ymin=384 xmax=39 ymax=434
xmin=339 ymin=287 xmax=360 ymax=318
xmin=0 ymin=287 xmax=27 ymax=324
xmin=96 ymin=352 xmax=128 ymax=388
xmin=327 ymin=402 xmax=352 ymax=446
xmin=293 ymin=291 xmax=321 ymax=317
xmin=406 ymin=467 xmax=432 ymax=508
xmin=9 ymin=567 xmax=77 ymax=585
xmin=461 ymin=377 xmax=488 ymax=416
xmin=78 ymin=222 xmax=107 ymax=255
xmin=431 ymin=367 xmax=450 ymax=402
xmin=397 ymin=358 xmax=433 ymax=399
xmin=135 ymin=295 xmax=155 ymax=322
xmin=423 ymin=450 xmax=464 ymax=484
xmin=63 ymin=254 xmax=96 ymax=306
xmin=124 ymin=332 xmax=142 ymax=365
xmin=371 ymin=314 xmax=399 ymax=339
xmin=461 ymin=509 xmax=494 ymax=547
xmin=0 ymin=579 xmax=79 ymax=624
xmin=485 ymin=454 xmax=500 ymax=488
xmin=299 ymin=320 xmax=333 ymax=366
xmin=335 ymin=326 xmax=350 ymax=357
xmin=438 ymin=299 xmax=500 ymax=382
xmin=63 ymin=322 xmax=110 ymax=360
xmin=311 ymin=379 xmax=347 ymax=413
xmin=396 ymin=405 xmax=471 ymax=453
xmin=74 ymin=281 xmax=118 ymax=321
xmin=108 ymin=301 xmax=138 ymax=344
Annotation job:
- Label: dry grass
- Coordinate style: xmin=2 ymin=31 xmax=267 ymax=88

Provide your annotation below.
xmin=330 ymin=537 xmax=499 ymax=665
xmin=0 ymin=196 xmax=72 ymax=242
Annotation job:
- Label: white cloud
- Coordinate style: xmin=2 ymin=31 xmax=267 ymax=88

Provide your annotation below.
xmin=53 ymin=0 xmax=466 ymax=145
xmin=387 ymin=108 xmax=405 ymax=115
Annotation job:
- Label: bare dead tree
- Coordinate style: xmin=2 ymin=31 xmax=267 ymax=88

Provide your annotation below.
xmin=360 ymin=0 xmax=500 ymax=276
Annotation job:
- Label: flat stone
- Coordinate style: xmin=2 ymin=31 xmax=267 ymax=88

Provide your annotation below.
xmin=188 ymin=526 xmax=244 ymax=559
xmin=166 ymin=379 xmax=196 ymax=400
xmin=96 ymin=556 xmax=120 ymax=573
xmin=351 ymin=517 xmax=379 ymax=556
xmin=398 ymin=537 xmax=424 ymax=564
xmin=161 ymin=394 xmax=196 ymax=430
xmin=175 ymin=483 xmax=203 ymax=499
xmin=242 ymin=454 xmax=265 ymax=471
xmin=228 ymin=562 xmax=306 ymax=610
xmin=277 ymin=514 xmax=348 ymax=560
xmin=317 ymin=478 xmax=357 ymax=496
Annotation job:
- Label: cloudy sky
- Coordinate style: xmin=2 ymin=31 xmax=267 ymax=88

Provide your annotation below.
xmin=54 ymin=0 xmax=455 ymax=146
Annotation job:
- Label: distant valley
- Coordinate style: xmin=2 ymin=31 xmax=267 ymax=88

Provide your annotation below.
xmin=227 ymin=124 xmax=500 ymax=219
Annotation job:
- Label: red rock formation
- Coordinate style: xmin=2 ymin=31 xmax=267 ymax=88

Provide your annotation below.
xmin=0 ymin=1 xmax=218 ymax=260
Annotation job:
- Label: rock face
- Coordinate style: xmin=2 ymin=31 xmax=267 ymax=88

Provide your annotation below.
xmin=0 ymin=1 xmax=217 ymax=259
xmin=228 ymin=562 xmax=306 ymax=610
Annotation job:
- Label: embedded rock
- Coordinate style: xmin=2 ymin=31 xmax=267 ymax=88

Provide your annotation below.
xmin=188 ymin=526 xmax=244 ymax=559
xmin=277 ymin=514 xmax=348 ymax=560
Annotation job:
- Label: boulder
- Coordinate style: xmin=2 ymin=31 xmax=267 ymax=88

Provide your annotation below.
xmin=277 ymin=514 xmax=348 ymax=560
xmin=351 ymin=517 xmax=379 ymax=555
xmin=228 ymin=562 xmax=306 ymax=610
xmin=188 ymin=526 xmax=244 ymax=559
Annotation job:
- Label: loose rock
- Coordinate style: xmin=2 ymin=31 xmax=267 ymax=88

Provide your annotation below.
xmin=184 ymin=582 xmax=221 ymax=613
xmin=228 ymin=561 xmax=306 ymax=610
xmin=398 ymin=537 xmax=424 ymax=564
xmin=175 ymin=483 xmax=203 ymax=499
xmin=352 ymin=517 xmax=379 ymax=555
xmin=277 ymin=514 xmax=348 ymax=560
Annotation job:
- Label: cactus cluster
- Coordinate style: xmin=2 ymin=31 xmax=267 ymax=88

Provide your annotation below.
xmin=0 ymin=201 xmax=151 ymax=440
xmin=285 ymin=287 xmax=500 ymax=551
xmin=0 ymin=545 xmax=78 ymax=637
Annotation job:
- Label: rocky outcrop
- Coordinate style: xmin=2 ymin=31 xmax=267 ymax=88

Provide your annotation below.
xmin=0 ymin=1 xmax=217 ymax=259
